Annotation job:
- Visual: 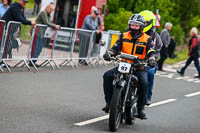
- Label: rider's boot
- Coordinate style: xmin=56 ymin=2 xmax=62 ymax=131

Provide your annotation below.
xmin=137 ymin=109 xmax=148 ymax=120
xmin=102 ymin=105 xmax=110 ymax=113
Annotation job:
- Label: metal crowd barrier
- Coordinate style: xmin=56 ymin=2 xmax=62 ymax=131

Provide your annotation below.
xmin=100 ymin=30 xmax=121 ymax=65
xmin=73 ymin=28 xmax=96 ymax=67
xmin=0 ymin=20 xmax=6 ymax=72
xmin=0 ymin=21 xmax=30 ymax=72
xmin=28 ymin=24 xmax=53 ymax=71
xmin=49 ymin=28 xmax=101 ymax=68
xmin=51 ymin=27 xmax=77 ymax=68
xmin=0 ymin=21 xmax=121 ymax=72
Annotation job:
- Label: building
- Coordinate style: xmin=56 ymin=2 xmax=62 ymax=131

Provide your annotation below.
xmin=40 ymin=0 xmax=107 ymax=28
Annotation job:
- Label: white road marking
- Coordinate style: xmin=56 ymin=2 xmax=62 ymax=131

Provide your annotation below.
xmin=75 ymin=99 xmax=177 ymax=126
xmin=166 ymin=65 xmax=173 ymax=69
xmin=182 ymin=76 xmax=190 ymax=80
xmin=147 ymin=99 xmax=177 ymax=108
xmin=171 ymin=64 xmax=180 ymax=68
xmin=184 ymin=91 xmax=200 ymax=97
xmin=74 ymin=115 xmax=109 ymax=126
xmin=194 ymin=80 xmax=200 ymax=83
xmin=159 ymin=75 xmax=170 ymax=78
xmin=175 ymin=77 xmax=184 ymax=80
xmin=168 ymin=73 xmax=174 ymax=78
xmin=163 ymin=68 xmax=177 ymax=73
xmin=157 ymin=71 xmax=167 ymax=75
xmin=186 ymin=79 xmax=195 ymax=82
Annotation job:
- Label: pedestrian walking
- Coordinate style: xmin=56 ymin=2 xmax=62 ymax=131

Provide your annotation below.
xmin=177 ymin=27 xmax=200 ymax=79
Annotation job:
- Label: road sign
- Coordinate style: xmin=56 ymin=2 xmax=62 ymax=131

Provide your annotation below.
xmin=155 ymin=9 xmax=161 ymax=28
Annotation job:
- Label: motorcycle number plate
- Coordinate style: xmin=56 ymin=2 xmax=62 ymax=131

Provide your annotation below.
xmin=118 ymin=62 xmax=131 ymax=73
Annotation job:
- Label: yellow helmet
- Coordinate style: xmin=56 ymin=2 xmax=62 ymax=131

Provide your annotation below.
xmin=139 ymin=10 xmax=156 ymax=33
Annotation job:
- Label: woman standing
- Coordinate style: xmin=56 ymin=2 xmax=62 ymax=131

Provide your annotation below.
xmin=0 ymin=0 xmax=11 ymax=18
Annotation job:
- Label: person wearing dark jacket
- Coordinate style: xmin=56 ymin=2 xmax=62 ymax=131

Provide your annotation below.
xmin=168 ymin=36 xmax=177 ymax=58
xmin=0 ymin=0 xmax=35 ymax=67
xmin=157 ymin=22 xmax=172 ymax=71
xmin=1 ymin=0 xmax=35 ymax=25
xmin=102 ymin=14 xmax=156 ymax=119
xmin=177 ymin=27 xmax=200 ymax=79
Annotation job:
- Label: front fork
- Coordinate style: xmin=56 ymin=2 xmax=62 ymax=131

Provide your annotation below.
xmin=115 ymin=74 xmax=131 ymax=113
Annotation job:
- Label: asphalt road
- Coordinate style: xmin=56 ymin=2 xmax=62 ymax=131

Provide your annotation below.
xmin=0 ymin=62 xmax=200 ymax=133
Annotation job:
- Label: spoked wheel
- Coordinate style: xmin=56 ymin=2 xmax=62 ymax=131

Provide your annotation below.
xmin=109 ymin=87 xmax=123 ymax=132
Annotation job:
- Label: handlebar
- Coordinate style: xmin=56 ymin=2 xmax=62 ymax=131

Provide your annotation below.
xmin=109 ymin=52 xmax=146 ymax=66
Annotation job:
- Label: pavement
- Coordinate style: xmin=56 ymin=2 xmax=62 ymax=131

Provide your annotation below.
xmin=0 ymin=61 xmax=200 ymax=133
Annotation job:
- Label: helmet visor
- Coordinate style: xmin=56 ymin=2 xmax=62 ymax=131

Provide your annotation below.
xmin=128 ymin=20 xmax=144 ymax=26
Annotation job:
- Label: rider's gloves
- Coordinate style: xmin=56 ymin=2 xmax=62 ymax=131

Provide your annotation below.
xmin=103 ymin=50 xmax=114 ymax=61
xmin=148 ymin=56 xmax=157 ymax=67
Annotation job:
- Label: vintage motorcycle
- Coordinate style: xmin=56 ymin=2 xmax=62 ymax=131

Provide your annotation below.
xmin=108 ymin=52 xmax=146 ymax=132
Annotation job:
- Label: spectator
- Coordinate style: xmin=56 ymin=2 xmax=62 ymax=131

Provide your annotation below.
xmin=97 ymin=15 xmax=105 ymax=31
xmin=0 ymin=0 xmax=12 ymax=18
xmin=36 ymin=3 xmax=60 ymax=29
xmin=0 ymin=0 xmax=35 ymax=67
xmin=177 ymin=27 xmax=200 ymax=79
xmin=157 ymin=22 xmax=173 ymax=71
xmin=29 ymin=3 xmax=60 ymax=67
xmin=1 ymin=0 xmax=35 ymax=25
xmin=79 ymin=6 xmax=100 ymax=64
xmin=91 ymin=13 xmax=104 ymax=57
xmin=32 ymin=0 xmax=41 ymax=15
xmin=168 ymin=36 xmax=177 ymax=58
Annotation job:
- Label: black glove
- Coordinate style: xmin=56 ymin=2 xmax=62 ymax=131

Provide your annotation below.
xmin=148 ymin=59 xmax=157 ymax=67
xmin=103 ymin=50 xmax=114 ymax=61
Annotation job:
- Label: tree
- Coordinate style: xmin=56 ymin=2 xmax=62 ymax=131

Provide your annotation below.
xmin=104 ymin=8 xmax=132 ymax=32
xmin=105 ymin=0 xmax=200 ymax=45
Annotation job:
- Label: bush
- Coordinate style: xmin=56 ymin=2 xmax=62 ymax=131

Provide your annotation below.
xmin=104 ymin=8 xmax=132 ymax=32
xmin=170 ymin=24 xmax=185 ymax=45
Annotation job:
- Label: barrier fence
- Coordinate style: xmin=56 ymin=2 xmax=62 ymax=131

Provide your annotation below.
xmin=0 ymin=21 xmax=121 ymax=72
xmin=0 ymin=20 xmax=6 ymax=72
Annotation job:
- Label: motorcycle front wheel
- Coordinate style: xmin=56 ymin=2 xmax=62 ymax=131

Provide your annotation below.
xmin=109 ymin=87 xmax=123 ymax=132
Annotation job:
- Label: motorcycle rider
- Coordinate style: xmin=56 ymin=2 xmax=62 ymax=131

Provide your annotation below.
xmin=139 ymin=10 xmax=163 ymax=105
xmin=102 ymin=14 xmax=156 ymax=119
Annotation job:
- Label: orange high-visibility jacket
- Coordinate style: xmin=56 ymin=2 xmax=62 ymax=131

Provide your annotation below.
xmin=122 ymin=31 xmax=150 ymax=61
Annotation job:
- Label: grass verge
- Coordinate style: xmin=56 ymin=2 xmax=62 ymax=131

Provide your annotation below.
xmin=13 ymin=0 xmax=34 ymax=9
xmin=20 ymin=24 xmax=31 ymax=41
xmin=165 ymin=48 xmax=188 ymax=64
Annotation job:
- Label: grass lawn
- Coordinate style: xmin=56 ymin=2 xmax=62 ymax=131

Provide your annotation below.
xmin=20 ymin=24 xmax=31 ymax=40
xmin=13 ymin=0 xmax=34 ymax=9
xmin=20 ymin=16 xmax=36 ymax=40
xmin=165 ymin=48 xmax=188 ymax=64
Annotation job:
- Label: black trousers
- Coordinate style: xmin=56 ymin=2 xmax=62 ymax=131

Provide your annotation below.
xmin=157 ymin=46 xmax=168 ymax=70
xmin=103 ymin=67 xmax=148 ymax=110
xmin=181 ymin=56 xmax=200 ymax=75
